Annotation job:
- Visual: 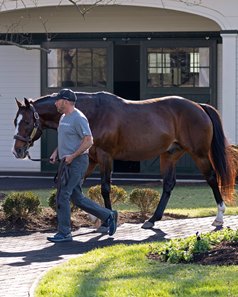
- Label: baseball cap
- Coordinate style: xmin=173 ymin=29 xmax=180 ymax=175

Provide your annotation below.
xmin=54 ymin=88 xmax=76 ymax=102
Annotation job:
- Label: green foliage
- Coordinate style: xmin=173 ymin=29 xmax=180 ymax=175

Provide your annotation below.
xmin=129 ymin=188 xmax=160 ymax=217
xmin=3 ymin=185 xmax=238 ymax=217
xmin=151 ymin=228 xmax=238 ymax=264
xmin=87 ymin=185 xmax=127 ymax=206
xmin=2 ymin=191 xmax=41 ymax=220
xmin=48 ymin=189 xmax=57 ymax=211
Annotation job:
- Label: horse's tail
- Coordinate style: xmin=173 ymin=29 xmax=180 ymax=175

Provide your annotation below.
xmin=200 ymin=104 xmax=235 ymax=204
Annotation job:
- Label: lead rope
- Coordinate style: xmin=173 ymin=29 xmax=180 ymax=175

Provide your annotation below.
xmin=26 ymin=152 xmax=51 ymax=162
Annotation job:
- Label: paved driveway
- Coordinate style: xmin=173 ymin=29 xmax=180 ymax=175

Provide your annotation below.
xmin=1 ymin=215 xmax=238 ymax=297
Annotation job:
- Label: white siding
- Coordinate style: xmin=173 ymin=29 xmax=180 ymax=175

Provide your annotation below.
xmin=220 ymin=33 xmax=238 ymax=144
xmin=0 ymin=46 xmax=41 ymax=172
xmin=217 ymin=43 xmax=223 ymax=113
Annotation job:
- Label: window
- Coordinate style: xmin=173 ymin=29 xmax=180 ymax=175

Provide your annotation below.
xmin=147 ymin=47 xmax=210 ymax=88
xmin=47 ymin=47 xmax=107 ymax=88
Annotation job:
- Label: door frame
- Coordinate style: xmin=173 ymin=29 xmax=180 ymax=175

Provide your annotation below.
xmin=40 ymin=41 xmax=114 ymax=172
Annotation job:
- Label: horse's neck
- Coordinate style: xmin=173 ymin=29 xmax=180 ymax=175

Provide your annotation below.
xmin=75 ymin=94 xmax=100 ymax=119
xmin=35 ymin=98 xmax=60 ymax=129
xmin=75 ymin=92 xmax=121 ymax=119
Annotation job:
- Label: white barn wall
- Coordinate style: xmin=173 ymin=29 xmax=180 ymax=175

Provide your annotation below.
xmin=220 ymin=33 xmax=238 ymax=144
xmin=0 ymin=46 xmax=41 ymax=172
xmin=236 ymin=40 xmax=238 ymax=144
xmin=217 ymin=44 xmax=223 ymax=124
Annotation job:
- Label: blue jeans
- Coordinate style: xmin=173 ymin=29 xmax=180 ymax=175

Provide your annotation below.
xmin=57 ymin=154 xmax=111 ymax=235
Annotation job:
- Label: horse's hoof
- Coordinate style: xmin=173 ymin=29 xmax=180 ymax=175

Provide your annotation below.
xmin=96 ymin=226 xmax=109 ymax=233
xmin=141 ymin=221 xmax=154 ymax=229
xmin=212 ymin=219 xmax=224 ymax=226
xmin=88 ymin=214 xmax=97 ymax=223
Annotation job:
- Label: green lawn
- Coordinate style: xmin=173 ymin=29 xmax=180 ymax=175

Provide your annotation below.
xmin=35 ymin=243 xmax=238 ymax=297
xmin=3 ymin=183 xmax=238 ymax=218
xmin=3 ymin=184 xmax=236 ymax=297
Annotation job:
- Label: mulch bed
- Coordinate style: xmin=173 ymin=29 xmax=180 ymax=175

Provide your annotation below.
xmin=1 ymin=207 xmax=237 ymax=266
xmin=192 ymin=241 xmax=238 ymax=265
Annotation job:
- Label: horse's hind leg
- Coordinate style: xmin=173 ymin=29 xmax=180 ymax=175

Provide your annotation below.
xmin=193 ymin=156 xmax=225 ymax=226
xmin=142 ymin=147 xmax=184 ymax=229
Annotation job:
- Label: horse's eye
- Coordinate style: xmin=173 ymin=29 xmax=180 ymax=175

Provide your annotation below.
xmin=24 ymin=120 xmax=30 ymax=125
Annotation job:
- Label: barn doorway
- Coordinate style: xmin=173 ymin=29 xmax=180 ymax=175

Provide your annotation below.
xmin=113 ymin=44 xmax=140 ymax=173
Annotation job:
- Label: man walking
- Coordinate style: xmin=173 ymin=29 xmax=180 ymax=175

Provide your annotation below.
xmin=47 ymin=88 xmax=117 ymax=243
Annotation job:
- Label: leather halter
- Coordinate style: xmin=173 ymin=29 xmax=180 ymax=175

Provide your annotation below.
xmin=14 ymin=103 xmax=41 ymax=148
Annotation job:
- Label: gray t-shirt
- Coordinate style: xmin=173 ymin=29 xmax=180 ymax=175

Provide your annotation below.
xmin=57 ymin=109 xmax=92 ymax=159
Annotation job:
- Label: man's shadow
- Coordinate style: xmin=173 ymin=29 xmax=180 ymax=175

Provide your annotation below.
xmin=0 ymin=227 xmax=167 ymax=267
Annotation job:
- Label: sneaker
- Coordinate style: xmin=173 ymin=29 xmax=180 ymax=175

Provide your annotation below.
xmin=107 ymin=210 xmax=118 ymax=236
xmin=47 ymin=232 xmax=72 ymax=243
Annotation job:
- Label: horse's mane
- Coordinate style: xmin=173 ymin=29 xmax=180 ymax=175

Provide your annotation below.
xmin=25 ymin=92 xmax=186 ymax=110
xmin=75 ymin=90 xmax=123 ymax=100
xmin=74 ymin=91 xmax=126 ymax=107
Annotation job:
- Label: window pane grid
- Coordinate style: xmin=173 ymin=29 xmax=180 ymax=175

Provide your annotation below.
xmin=147 ymin=47 xmax=210 ymax=88
xmin=47 ymin=47 xmax=107 ymax=88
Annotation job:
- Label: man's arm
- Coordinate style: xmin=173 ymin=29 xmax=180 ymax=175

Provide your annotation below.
xmin=50 ymin=148 xmax=58 ymax=164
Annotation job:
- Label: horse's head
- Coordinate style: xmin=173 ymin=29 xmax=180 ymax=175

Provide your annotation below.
xmin=13 ymin=97 xmax=42 ymax=159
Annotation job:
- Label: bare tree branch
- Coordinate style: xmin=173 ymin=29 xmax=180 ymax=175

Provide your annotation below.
xmin=0 ymin=39 xmax=50 ymax=52
xmin=67 ymin=0 xmax=116 ymax=17
xmin=178 ymin=0 xmax=202 ymax=5
xmin=0 ymin=0 xmax=204 ymax=52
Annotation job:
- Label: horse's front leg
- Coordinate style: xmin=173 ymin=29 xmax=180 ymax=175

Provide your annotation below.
xmin=100 ymin=171 xmax=112 ymax=210
xmin=87 ymin=146 xmax=112 ymax=209
xmin=97 ymin=149 xmax=113 ymax=210
xmin=87 ymin=147 xmax=113 ymax=231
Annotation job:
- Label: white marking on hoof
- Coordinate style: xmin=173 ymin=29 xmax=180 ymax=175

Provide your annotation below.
xmin=212 ymin=202 xmax=226 ymax=226
xmin=141 ymin=221 xmax=154 ymax=229
xmin=212 ymin=219 xmax=224 ymax=227
xmin=88 ymin=214 xmax=101 ymax=228
xmin=96 ymin=226 xmax=109 ymax=233
xmin=218 ymin=202 xmax=226 ymax=213
xmin=88 ymin=214 xmax=97 ymax=223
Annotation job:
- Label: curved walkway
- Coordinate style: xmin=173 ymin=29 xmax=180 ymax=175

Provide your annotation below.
xmin=1 ymin=215 xmax=238 ymax=297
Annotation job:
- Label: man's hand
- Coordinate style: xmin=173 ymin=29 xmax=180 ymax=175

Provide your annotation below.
xmin=50 ymin=149 xmax=58 ymax=164
xmin=64 ymin=154 xmax=74 ymax=165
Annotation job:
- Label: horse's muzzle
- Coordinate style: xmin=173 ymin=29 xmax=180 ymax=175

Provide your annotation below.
xmin=12 ymin=146 xmax=28 ymax=159
xmin=13 ymin=134 xmax=33 ymax=159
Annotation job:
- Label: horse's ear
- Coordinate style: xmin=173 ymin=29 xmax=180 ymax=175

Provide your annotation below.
xmin=24 ymin=97 xmax=31 ymax=108
xmin=15 ymin=98 xmax=22 ymax=108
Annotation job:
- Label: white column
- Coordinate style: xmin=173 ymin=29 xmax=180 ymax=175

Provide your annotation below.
xmin=220 ymin=32 xmax=238 ymax=144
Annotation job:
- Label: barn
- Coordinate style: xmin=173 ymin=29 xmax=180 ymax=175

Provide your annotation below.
xmin=0 ymin=0 xmax=237 ymax=177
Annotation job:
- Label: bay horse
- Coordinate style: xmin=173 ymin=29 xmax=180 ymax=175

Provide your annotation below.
xmin=12 ymin=92 xmax=235 ymax=229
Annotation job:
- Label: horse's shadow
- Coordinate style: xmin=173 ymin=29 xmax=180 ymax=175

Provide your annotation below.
xmin=0 ymin=227 xmax=167 ymax=267
xmin=1 ymin=223 xmax=225 ymax=268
